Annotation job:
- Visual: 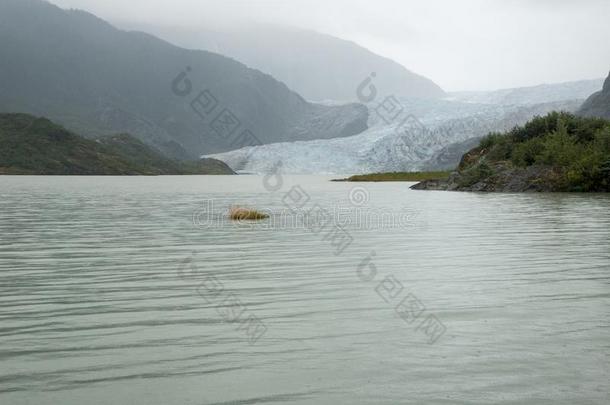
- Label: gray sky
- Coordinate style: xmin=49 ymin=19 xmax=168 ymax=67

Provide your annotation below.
xmin=49 ymin=0 xmax=610 ymax=91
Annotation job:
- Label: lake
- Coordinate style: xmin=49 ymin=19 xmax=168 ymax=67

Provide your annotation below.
xmin=1 ymin=175 xmax=609 ymax=404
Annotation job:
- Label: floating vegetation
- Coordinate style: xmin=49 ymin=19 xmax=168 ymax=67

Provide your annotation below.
xmin=229 ymin=207 xmax=269 ymax=221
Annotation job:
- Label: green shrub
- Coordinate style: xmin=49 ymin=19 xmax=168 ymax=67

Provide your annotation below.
xmin=486 ymin=136 xmax=514 ymax=162
xmin=593 ymin=126 xmax=610 ymax=153
xmin=510 ymin=137 xmax=542 ymax=167
xmin=509 ymin=112 xmax=562 ymax=142
xmin=536 ymin=118 xmax=582 ymax=166
xmin=479 ymin=132 xmax=503 ymax=149
xmin=458 ymin=161 xmax=494 ymax=188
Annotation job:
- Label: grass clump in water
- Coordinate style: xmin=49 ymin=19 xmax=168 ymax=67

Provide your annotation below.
xmin=229 ymin=207 xmax=269 ymax=221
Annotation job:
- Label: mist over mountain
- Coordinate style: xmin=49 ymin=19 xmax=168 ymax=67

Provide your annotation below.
xmin=448 ymin=78 xmax=605 ymax=106
xmin=134 ymin=24 xmax=445 ymax=102
xmin=0 ymin=0 xmax=368 ymax=159
xmin=579 ymin=71 xmax=610 ymax=120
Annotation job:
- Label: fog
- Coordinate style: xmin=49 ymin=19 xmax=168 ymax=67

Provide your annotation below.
xmin=49 ymin=0 xmax=610 ymax=91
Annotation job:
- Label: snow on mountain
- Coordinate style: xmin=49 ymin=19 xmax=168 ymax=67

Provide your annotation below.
xmin=447 ymin=78 xmax=603 ymax=106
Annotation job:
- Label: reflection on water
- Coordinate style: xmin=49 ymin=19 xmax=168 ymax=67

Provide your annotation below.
xmin=1 ymin=176 xmax=609 ymax=404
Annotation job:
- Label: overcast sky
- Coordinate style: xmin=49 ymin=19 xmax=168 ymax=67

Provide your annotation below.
xmin=49 ymin=0 xmax=610 ymax=92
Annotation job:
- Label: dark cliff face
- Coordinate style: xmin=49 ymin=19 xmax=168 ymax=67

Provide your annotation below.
xmin=0 ymin=0 xmax=368 ymax=160
xmin=579 ymin=70 xmax=610 ymax=120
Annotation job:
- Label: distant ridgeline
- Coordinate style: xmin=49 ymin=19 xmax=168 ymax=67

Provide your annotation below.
xmin=0 ymin=114 xmax=234 ymax=175
xmin=412 ymin=112 xmax=610 ymax=192
xmin=579 ymin=71 xmax=610 ymax=120
xmin=155 ymin=24 xmax=446 ymax=102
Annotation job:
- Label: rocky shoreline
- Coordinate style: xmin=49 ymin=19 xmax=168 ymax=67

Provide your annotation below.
xmin=410 ymin=163 xmax=562 ymax=192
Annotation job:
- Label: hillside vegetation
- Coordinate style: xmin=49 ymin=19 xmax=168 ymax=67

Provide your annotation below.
xmin=0 ymin=114 xmax=234 ymax=175
xmin=412 ymin=112 xmax=610 ymax=192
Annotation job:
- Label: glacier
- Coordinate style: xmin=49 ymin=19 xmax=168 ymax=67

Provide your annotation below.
xmin=204 ymin=80 xmax=601 ymax=174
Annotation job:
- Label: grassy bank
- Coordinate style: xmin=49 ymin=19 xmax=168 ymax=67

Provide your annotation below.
xmin=334 ymin=171 xmax=451 ymax=182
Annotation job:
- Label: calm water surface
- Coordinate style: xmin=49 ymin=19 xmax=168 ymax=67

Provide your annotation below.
xmin=1 ymin=176 xmax=609 ymax=404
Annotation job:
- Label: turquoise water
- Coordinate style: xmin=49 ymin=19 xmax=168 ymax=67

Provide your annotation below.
xmin=1 ymin=175 xmax=609 ymax=404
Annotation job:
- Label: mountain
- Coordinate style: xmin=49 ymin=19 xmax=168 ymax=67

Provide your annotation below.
xmin=412 ymin=112 xmax=610 ymax=192
xmin=579 ymin=71 xmax=610 ymax=119
xmin=134 ymin=24 xmax=445 ymax=102
xmin=0 ymin=113 xmax=234 ymax=175
xmin=0 ymin=0 xmax=368 ymax=160
xmin=447 ymin=78 xmax=605 ymax=105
